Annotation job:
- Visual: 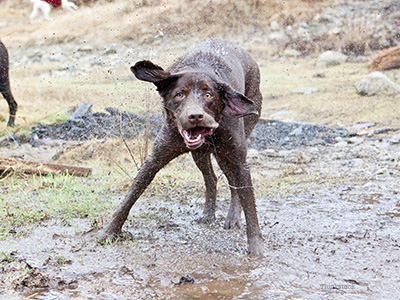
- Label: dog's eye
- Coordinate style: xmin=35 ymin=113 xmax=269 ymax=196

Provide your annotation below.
xmin=175 ymin=92 xmax=184 ymax=99
xmin=205 ymin=92 xmax=213 ymax=99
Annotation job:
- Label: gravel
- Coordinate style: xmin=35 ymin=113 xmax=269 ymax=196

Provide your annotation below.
xmin=13 ymin=107 xmax=349 ymax=151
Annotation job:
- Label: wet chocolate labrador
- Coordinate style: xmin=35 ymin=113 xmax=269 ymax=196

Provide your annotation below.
xmin=0 ymin=40 xmax=17 ymax=127
xmin=98 ymin=39 xmax=263 ymax=256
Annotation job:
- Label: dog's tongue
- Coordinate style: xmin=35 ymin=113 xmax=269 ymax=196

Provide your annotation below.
xmin=179 ymin=127 xmax=213 ymax=148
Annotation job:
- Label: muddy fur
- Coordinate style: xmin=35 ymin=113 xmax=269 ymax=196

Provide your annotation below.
xmin=98 ymin=39 xmax=264 ymax=256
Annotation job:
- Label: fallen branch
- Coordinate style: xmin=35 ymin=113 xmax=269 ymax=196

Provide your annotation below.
xmin=0 ymin=157 xmax=92 ymax=177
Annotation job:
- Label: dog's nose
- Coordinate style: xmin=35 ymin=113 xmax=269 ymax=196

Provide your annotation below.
xmin=188 ymin=112 xmax=204 ymax=123
xmin=187 ymin=107 xmax=204 ymax=124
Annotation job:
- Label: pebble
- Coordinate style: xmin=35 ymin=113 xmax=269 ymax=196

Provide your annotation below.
xmin=291 ymin=87 xmax=319 ymax=94
xmin=389 ymin=134 xmax=400 ymax=144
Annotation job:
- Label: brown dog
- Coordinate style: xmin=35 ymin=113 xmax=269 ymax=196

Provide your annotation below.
xmin=0 ymin=40 xmax=17 ymax=127
xmin=98 ymin=39 xmax=263 ymax=256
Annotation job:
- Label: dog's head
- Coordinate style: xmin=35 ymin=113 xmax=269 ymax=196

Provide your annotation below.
xmin=131 ymin=60 xmax=258 ymax=149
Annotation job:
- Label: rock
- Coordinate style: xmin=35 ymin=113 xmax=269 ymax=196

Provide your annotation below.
xmin=270 ymin=21 xmax=281 ymax=32
xmin=347 ymin=137 xmax=364 ymax=145
xmin=355 ymin=72 xmax=400 ymax=96
xmin=376 ymin=168 xmax=388 ymax=175
xmin=284 ymin=49 xmax=301 ymax=58
xmin=291 ymin=87 xmax=319 ymax=94
xmin=334 ymin=141 xmax=348 ymax=148
xmin=317 ymin=51 xmax=348 ymax=67
xmin=346 ymin=122 xmax=376 ymax=130
xmin=329 ymin=27 xmax=342 ymax=35
xmin=269 ymin=110 xmax=295 ymax=119
xmin=77 ymin=45 xmax=94 ymax=52
xmin=288 ymin=126 xmax=303 ymax=136
xmin=389 ymin=134 xmax=400 ymax=144
xmin=69 ymin=103 xmax=93 ymax=122
xmin=349 ymin=159 xmax=365 ymax=167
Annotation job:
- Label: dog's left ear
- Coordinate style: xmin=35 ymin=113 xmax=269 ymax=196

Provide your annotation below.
xmin=218 ymin=83 xmax=258 ymax=117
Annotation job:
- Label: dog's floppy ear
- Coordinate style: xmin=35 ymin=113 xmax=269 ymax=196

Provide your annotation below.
xmin=218 ymin=83 xmax=259 ymax=117
xmin=131 ymin=60 xmax=180 ymax=95
xmin=131 ymin=60 xmax=171 ymax=83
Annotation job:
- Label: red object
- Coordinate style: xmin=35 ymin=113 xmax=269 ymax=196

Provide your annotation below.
xmin=43 ymin=0 xmax=62 ymax=7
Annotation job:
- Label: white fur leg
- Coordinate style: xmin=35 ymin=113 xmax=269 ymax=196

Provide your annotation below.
xmin=30 ymin=1 xmax=51 ymax=21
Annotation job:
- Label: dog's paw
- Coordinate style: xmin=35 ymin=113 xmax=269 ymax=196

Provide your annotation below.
xmin=224 ymin=207 xmax=242 ymax=229
xmin=248 ymin=235 xmax=264 ymax=257
xmin=223 ymin=216 xmax=242 ymax=230
xmin=195 ymin=214 xmax=216 ymax=224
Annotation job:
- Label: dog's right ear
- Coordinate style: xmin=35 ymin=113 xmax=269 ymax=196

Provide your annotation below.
xmin=131 ymin=60 xmax=171 ymax=83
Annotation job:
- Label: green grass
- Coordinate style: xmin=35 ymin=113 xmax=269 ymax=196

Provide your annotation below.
xmin=0 ymin=172 xmax=122 ymax=239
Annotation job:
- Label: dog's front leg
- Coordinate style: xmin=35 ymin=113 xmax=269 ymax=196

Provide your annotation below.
xmin=192 ymin=151 xmax=217 ymax=224
xmin=97 ymin=128 xmax=186 ymax=242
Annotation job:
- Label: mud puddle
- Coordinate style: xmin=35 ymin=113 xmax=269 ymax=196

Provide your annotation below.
xmin=1 ymin=169 xmax=400 ymax=299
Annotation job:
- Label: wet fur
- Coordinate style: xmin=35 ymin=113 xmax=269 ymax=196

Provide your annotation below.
xmin=98 ymin=39 xmax=264 ymax=256
xmin=0 ymin=40 xmax=17 ymax=127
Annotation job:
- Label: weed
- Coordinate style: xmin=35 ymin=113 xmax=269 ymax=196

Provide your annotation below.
xmin=0 ymin=172 xmax=121 ymax=239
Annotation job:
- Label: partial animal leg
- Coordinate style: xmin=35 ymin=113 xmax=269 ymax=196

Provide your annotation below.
xmin=97 ymin=128 xmax=187 ymax=242
xmin=192 ymin=151 xmax=217 ymax=224
xmin=215 ymin=151 xmax=263 ymax=256
xmin=223 ymin=187 xmax=242 ymax=229
xmin=0 ymin=90 xmax=17 ymax=127
xmin=41 ymin=3 xmax=52 ymax=21
xmin=62 ymin=2 xmax=78 ymax=12
xmin=29 ymin=5 xmax=40 ymax=22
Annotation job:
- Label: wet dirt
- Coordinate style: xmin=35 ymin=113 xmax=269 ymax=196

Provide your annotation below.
xmin=1 ymin=130 xmax=400 ymax=299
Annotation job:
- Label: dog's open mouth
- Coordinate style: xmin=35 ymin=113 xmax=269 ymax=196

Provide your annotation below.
xmin=179 ymin=127 xmax=214 ymax=148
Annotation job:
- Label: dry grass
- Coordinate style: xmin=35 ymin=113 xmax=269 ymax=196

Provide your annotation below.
xmin=0 ymin=0 xmax=322 ymax=46
xmin=259 ymin=58 xmax=400 ymax=127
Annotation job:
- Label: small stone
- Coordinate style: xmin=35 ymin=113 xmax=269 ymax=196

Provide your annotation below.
xmin=269 ymin=110 xmax=295 ymax=119
xmin=347 ymin=137 xmax=364 ymax=145
xmin=291 ymin=87 xmax=319 ymax=94
xmin=284 ymin=49 xmax=301 ymax=58
xmin=376 ymin=168 xmax=388 ymax=175
xmin=389 ymin=134 xmax=400 ymax=144
xmin=334 ymin=141 xmax=348 ymax=148
xmin=270 ymin=21 xmax=281 ymax=32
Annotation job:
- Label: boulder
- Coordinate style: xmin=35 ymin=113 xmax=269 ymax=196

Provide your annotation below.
xmin=317 ymin=51 xmax=348 ymax=67
xmin=355 ymin=72 xmax=400 ymax=96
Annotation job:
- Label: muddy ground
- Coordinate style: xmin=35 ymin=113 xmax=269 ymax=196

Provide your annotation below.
xmin=1 ymin=128 xmax=400 ymax=299
xmin=1 ymin=0 xmax=400 ymax=299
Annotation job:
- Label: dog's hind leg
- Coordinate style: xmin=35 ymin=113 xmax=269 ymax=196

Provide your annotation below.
xmin=0 ymin=90 xmax=17 ymax=127
xmin=41 ymin=4 xmax=51 ymax=21
xmin=29 ymin=5 xmax=40 ymax=22
xmin=223 ymin=188 xmax=242 ymax=229
xmin=215 ymin=152 xmax=263 ymax=256
xmin=192 ymin=151 xmax=217 ymax=224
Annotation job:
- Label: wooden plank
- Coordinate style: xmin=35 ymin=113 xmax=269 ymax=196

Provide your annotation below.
xmin=0 ymin=157 xmax=91 ymax=177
